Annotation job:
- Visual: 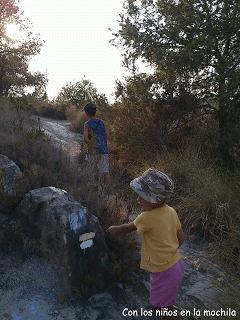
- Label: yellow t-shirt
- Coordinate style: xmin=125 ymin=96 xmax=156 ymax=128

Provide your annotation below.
xmin=133 ymin=205 xmax=182 ymax=272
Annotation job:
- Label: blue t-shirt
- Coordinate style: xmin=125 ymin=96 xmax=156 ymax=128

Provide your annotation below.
xmin=87 ymin=119 xmax=108 ymax=154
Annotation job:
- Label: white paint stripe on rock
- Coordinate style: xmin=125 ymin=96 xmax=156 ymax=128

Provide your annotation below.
xmin=68 ymin=208 xmax=87 ymax=232
xmin=80 ymin=239 xmax=94 ymax=250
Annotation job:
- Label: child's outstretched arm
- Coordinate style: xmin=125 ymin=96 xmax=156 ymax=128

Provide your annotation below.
xmin=106 ymin=222 xmax=137 ymax=237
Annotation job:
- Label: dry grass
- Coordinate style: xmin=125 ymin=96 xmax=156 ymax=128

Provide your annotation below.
xmin=0 ymin=98 xmax=138 ymax=280
xmin=61 ymin=97 xmax=240 ymax=269
xmin=2 ymin=96 xmax=239 ymax=272
xmin=0 ymin=98 xmax=79 ymax=196
xmin=132 ymin=146 xmax=240 ymax=267
xmin=100 ymin=94 xmax=240 ymax=267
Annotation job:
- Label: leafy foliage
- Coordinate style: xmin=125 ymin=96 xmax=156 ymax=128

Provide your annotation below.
xmin=113 ymin=0 xmax=240 ymax=163
xmin=0 ymin=0 xmax=47 ymax=97
xmin=109 ymin=72 xmax=218 ymax=166
xmin=57 ymin=78 xmax=108 ymax=110
xmin=57 ymin=78 xmax=110 ymax=131
xmin=0 ymin=0 xmax=19 ymax=32
xmin=104 ymin=0 xmax=240 ymax=266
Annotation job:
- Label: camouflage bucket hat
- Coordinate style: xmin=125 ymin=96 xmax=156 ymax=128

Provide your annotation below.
xmin=130 ymin=168 xmax=174 ymax=204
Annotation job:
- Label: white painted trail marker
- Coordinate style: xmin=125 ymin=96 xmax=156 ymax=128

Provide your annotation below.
xmin=80 ymin=239 xmax=94 ymax=250
xmin=79 ymin=232 xmax=95 ymax=242
xmin=79 ymin=232 xmax=95 ymax=251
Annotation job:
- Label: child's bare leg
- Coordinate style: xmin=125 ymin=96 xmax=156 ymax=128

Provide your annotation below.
xmin=98 ymin=155 xmax=111 ymax=185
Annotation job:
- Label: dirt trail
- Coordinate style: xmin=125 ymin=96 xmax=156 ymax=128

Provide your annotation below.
xmin=1 ymin=117 xmax=240 ymax=320
xmin=35 ymin=116 xmax=83 ymax=160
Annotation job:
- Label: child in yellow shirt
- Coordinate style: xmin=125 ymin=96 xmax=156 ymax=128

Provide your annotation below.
xmin=107 ymin=168 xmax=185 ymax=319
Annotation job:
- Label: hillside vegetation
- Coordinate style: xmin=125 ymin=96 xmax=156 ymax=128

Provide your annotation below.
xmin=0 ymin=0 xmax=239 ymax=268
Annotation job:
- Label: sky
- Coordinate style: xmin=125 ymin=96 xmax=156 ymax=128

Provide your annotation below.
xmin=17 ymin=0 xmax=126 ymax=102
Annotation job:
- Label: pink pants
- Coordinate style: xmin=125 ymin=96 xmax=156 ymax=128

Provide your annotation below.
xmin=150 ymin=259 xmax=184 ymax=308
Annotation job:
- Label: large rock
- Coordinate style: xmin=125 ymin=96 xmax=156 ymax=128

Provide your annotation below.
xmin=0 ymin=154 xmax=23 ymax=212
xmin=16 ymin=187 xmax=110 ymax=296
xmin=0 ymin=212 xmax=23 ymax=252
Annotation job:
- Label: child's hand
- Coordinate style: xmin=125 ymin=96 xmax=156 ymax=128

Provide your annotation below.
xmin=106 ymin=226 xmax=121 ymax=236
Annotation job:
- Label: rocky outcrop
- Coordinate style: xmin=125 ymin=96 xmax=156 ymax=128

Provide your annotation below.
xmin=0 ymin=155 xmax=23 ymax=251
xmin=0 ymin=154 xmax=23 ymax=213
xmin=0 ymin=154 xmax=22 ymax=196
xmin=16 ymin=186 xmax=110 ymax=295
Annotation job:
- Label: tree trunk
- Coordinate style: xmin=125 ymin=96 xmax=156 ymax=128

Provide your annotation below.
xmin=218 ymin=77 xmax=232 ymax=165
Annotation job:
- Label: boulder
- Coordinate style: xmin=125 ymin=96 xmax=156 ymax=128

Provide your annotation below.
xmin=16 ymin=186 xmax=110 ymax=296
xmin=0 ymin=212 xmax=23 ymax=252
xmin=85 ymin=292 xmax=123 ymax=320
xmin=0 ymin=154 xmax=23 ymax=213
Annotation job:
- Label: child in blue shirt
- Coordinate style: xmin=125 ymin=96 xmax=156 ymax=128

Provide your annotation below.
xmin=83 ymin=102 xmax=110 ymax=183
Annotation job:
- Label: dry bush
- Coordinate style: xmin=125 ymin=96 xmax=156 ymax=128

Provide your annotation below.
xmin=0 ymin=99 xmax=78 ymax=196
xmin=108 ymin=94 xmax=218 ymax=168
xmin=102 ymin=91 xmax=240 ymax=265
xmin=0 ymin=99 xmax=138 ymax=279
xmin=137 ymin=146 xmax=240 ymax=266
xmin=86 ymin=185 xmax=139 ymax=277
xmin=68 ymin=150 xmax=140 ymax=278
xmin=66 ymin=105 xmax=86 ymax=133
xmin=32 ymin=103 xmax=66 ymax=120
xmin=102 ymin=92 xmax=240 ymax=266
xmin=0 ymin=98 xmax=131 ymax=228
xmin=24 ymin=95 xmax=67 ymax=120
